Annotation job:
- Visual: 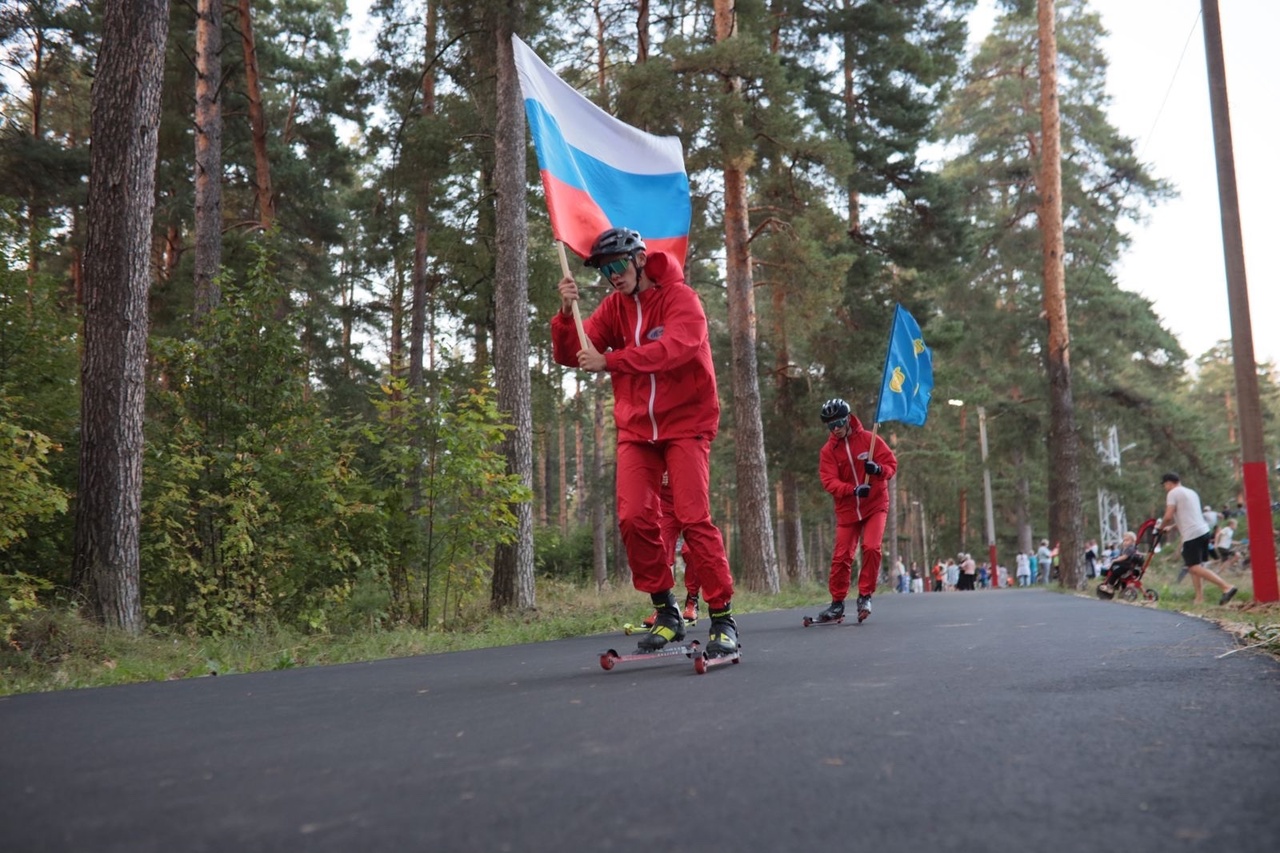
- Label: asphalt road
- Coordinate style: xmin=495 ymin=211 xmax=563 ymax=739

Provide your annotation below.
xmin=3 ymin=590 xmax=1278 ymax=853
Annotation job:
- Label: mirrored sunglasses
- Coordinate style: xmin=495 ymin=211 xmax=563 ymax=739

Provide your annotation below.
xmin=827 ymin=418 xmax=849 ymax=431
xmin=597 ymin=257 xmax=630 ymax=281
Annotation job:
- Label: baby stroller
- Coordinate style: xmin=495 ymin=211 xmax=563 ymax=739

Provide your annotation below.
xmin=1095 ymin=518 xmax=1162 ymax=603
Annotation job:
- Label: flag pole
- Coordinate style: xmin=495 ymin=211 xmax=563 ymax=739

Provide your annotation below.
xmin=870 ymin=305 xmax=902 ymax=457
xmin=556 ymin=241 xmax=593 ymax=354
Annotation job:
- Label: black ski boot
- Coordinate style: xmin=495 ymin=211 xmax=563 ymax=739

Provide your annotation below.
xmin=637 ymin=591 xmax=685 ymax=652
xmin=706 ymin=605 xmax=738 ymax=657
xmin=817 ymin=600 xmax=845 ymax=623
xmin=856 ymin=594 xmax=872 ymax=623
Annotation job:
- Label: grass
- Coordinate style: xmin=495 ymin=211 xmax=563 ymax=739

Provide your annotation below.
xmin=0 ymin=579 xmax=827 ymax=697
xmin=3 ymin=567 xmax=1276 ymax=698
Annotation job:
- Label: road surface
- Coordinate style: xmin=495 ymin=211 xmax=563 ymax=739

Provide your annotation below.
xmin=3 ymin=590 xmax=1278 ymax=852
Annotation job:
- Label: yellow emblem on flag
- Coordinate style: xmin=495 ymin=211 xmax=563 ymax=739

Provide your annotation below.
xmin=913 ymin=337 xmax=925 ymax=356
xmin=889 ymin=365 xmax=906 ymax=394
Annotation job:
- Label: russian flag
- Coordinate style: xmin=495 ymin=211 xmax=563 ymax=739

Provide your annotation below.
xmin=512 ymin=35 xmax=691 ymax=266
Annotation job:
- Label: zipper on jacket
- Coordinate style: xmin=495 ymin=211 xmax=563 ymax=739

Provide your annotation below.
xmin=843 ymin=437 xmax=864 ymax=521
xmin=632 ymin=293 xmax=659 ymax=441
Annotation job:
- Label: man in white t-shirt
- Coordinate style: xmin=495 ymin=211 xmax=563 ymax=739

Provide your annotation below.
xmin=1160 ymin=472 xmax=1237 ymax=606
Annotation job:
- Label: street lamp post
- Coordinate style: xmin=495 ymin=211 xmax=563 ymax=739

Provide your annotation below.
xmin=977 ymin=406 xmax=998 ymax=584
xmin=950 ymin=399 xmax=998 ymax=584
xmin=913 ymin=499 xmax=928 ymax=583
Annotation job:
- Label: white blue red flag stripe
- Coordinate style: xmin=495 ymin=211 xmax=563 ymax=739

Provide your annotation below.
xmin=512 ymin=35 xmax=691 ymax=265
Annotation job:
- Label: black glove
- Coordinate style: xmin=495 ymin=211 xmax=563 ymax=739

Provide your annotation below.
xmin=854 ymin=484 xmax=871 ymax=498
xmin=864 ymin=459 xmax=882 ymax=477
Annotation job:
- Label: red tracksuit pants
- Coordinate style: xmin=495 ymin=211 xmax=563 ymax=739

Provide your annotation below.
xmin=617 ymin=437 xmax=733 ymax=609
xmin=829 ymin=510 xmax=887 ymax=601
xmin=658 ymin=480 xmax=698 ymax=596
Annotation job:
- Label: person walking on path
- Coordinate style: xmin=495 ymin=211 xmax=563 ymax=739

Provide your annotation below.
xmin=1159 ymin=472 xmax=1237 ymax=606
xmin=1035 ymin=540 xmax=1053 ymax=584
xmin=552 ymin=226 xmax=738 ymax=656
xmin=815 ymin=397 xmax=898 ymax=623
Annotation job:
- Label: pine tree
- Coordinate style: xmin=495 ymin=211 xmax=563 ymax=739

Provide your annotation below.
xmin=71 ymin=0 xmax=169 ymax=632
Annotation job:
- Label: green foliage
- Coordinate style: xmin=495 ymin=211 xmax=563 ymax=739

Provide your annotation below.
xmin=0 ymin=255 xmax=78 ymax=575
xmin=0 ymin=404 xmax=68 ymax=551
xmin=0 ymin=569 xmax=55 ymax=650
xmin=143 ymin=240 xmax=381 ymax=634
xmin=533 ymin=524 xmax=595 ymax=583
xmin=370 ymin=370 xmax=532 ymax=629
xmin=4 ymin=0 xmax=1272 ymax=640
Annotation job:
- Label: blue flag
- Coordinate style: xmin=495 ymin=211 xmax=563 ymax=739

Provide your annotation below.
xmin=874 ymin=304 xmax=933 ymax=426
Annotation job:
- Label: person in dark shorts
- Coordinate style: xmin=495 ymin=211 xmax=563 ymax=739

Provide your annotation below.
xmin=1160 ymin=472 xmax=1237 ymax=606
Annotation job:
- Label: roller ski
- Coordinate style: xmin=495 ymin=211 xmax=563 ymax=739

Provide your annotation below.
xmin=599 ymin=639 xmax=701 ymax=671
xmin=802 ymin=599 xmax=845 ymax=627
xmin=694 ymin=608 xmax=742 ymax=674
xmin=606 ymin=591 xmax=695 ymax=669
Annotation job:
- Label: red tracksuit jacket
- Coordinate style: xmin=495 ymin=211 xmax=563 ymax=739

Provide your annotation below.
xmin=819 ymin=414 xmax=898 ymax=524
xmin=551 ymin=251 xmax=720 ymax=444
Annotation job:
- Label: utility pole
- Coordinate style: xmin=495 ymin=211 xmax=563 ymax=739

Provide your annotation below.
xmin=1201 ymin=0 xmax=1278 ymax=602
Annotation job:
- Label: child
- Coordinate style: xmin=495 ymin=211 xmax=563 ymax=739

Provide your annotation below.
xmin=1098 ymin=531 xmax=1140 ymax=594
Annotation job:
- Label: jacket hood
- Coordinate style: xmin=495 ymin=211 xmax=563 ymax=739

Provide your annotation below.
xmin=641 ymin=250 xmax=684 ymax=288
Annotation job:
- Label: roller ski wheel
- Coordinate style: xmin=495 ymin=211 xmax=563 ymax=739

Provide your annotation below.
xmin=802 ymin=614 xmax=844 ymax=627
xmin=599 ymin=640 xmax=701 ymax=671
xmin=694 ymin=648 xmax=742 ymax=674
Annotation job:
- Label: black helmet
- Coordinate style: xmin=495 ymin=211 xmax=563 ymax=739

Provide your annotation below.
xmin=586 ymin=227 xmax=645 ymax=268
xmin=820 ymin=398 xmax=851 ymax=423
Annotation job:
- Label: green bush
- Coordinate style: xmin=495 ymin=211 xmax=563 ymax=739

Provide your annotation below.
xmin=534 ymin=524 xmax=596 ymax=582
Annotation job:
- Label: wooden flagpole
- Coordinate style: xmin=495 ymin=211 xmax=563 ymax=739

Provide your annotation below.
xmin=556 ymin=241 xmax=593 ymax=353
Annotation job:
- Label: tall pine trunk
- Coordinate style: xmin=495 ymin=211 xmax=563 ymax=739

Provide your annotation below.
xmin=1036 ymin=0 xmax=1083 ymax=588
xmin=490 ymin=14 xmax=535 ymax=612
xmin=410 ymin=0 xmax=438 ymax=391
xmin=194 ymin=0 xmax=222 ymax=318
xmin=238 ymin=0 xmax=274 ymax=229
xmin=71 ymin=0 xmax=169 ymax=633
xmin=715 ymin=0 xmax=779 ymax=593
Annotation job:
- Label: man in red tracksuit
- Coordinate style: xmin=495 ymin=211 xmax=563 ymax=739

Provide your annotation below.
xmin=816 ymin=397 xmax=898 ymax=623
xmin=551 ymin=227 xmax=737 ymax=657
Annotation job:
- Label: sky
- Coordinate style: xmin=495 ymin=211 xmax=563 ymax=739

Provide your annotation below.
xmin=285 ymin=2 xmax=1280 ymax=372
xmin=8 ymin=0 xmax=1260 ymax=369
xmin=972 ymin=0 xmax=1280 ymax=368
xmin=347 ymin=0 xmax=1273 ymax=370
